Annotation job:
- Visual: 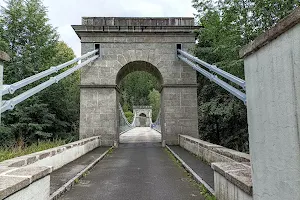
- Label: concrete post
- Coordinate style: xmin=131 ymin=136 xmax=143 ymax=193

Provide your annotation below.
xmin=0 ymin=51 xmax=10 ymax=123
xmin=240 ymin=8 xmax=300 ymax=200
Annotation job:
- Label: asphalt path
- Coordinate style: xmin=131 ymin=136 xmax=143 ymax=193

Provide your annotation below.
xmin=60 ymin=142 xmax=205 ymax=199
xmin=120 ymin=127 xmax=161 ymax=143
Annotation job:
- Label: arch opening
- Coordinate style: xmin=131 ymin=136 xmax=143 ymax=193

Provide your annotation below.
xmin=116 ymin=61 xmax=163 ymax=87
xmin=139 ymin=113 xmax=147 ymax=117
xmin=117 ymin=61 xmax=162 ymax=144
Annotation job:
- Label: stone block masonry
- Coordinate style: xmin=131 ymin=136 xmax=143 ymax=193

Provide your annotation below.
xmin=0 ymin=136 xmax=103 ymax=199
xmin=179 ymin=134 xmax=252 ymax=200
xmin=73 ymin=17 xmax=200 ymax=145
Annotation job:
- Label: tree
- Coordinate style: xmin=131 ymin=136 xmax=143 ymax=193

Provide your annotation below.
xmin=0 ymin=0 xmax=78 ymax=146
xmin=148 ymin=89 xmax=160 ymax=122
xmin=192 ymin=0 xmax=300 ymax=152
xmin=39 ymin=42 xmax=79 ymax=141
xmin=120 ymin=71 xmax=160 ymax=110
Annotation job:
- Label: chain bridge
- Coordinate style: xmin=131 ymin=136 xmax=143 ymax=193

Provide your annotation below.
xmin=1 ymin=8 xmax=300 ymax=200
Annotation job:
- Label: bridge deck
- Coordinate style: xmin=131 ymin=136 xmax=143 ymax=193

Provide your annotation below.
xmin=59 ymin=142 xmax=205 ymax=200
xmin=120 ymin=127 xmax=161 ymax=143
xmin=168 ymin=146 xmax=214 ymax=188
xmin=50 ymin=147 xmax=109 ymax=194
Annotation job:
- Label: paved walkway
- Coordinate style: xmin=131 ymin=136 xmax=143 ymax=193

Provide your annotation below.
xmin=59 ymin=142 xmax=205 ymax=200
xmin=168 ymin=146 xmax=214 ymax=188
xmin=120 ymin=127 xmax=161 ymax=143
xmin=50 ymin=147 xmax=109 ymax=194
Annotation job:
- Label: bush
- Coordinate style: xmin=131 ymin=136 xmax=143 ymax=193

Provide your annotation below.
xmin=0 ymin=140 xmax=65 ymax=162
xmin=124 ymin=111 xmax=134 ymax=123
xmin=0 ymin=126 xmax=15 ymax=148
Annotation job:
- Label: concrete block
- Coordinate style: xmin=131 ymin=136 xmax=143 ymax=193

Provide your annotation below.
xmin=0 ymin=176 xmax=30 ymax=199
xmin=214 ymin=171 xmax=252 ymax=200
xmin=6 ymin=176 xmax=50 ymax=200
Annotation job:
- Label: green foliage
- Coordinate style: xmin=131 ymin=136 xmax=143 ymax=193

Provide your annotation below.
xmin=124 ymin=111 xmax=134 ymax=123
xmin=0 ymin=126 xmax=14 ymax=147
xmin=120 ymin=71 xmax=161 ymax=123
xmin=0 ymin=0 xmax=79 ymax=147
xmin=0 ymin=139 xmax=65 ymax=162
xmin=193 ymin=0 xmax=299 ymax=152
xmin=120 ymin=71 xmax=160 ymax=110
xmin=148 ymin=89 xmax=160 ymax=121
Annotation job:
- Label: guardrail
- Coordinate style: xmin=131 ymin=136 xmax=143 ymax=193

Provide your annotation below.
xmin=0 ymin=49 xmax=99 ymax=114
xmin=151 ymin=110 xmax=161 ymax=133
xmin=119 ymin=103 xmax=136 ymax=134
xmin=177 ymin=49 xmax=246 ymax=104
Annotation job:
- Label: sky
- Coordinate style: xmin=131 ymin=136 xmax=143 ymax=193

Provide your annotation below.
xmin=0 ymin=0 xmax=196 ymax=57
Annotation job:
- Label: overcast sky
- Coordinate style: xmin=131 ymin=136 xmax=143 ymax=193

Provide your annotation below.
xmin=0 ymin=0 xmax=196 ymax=56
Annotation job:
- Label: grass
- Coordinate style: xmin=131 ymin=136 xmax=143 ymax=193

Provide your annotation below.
xmin=106 ymin=147 xmax=115 ymax=155
xmin=0 ymin=140 xmax=66 ymax=162
xmin=164 ymin=148 xmax=216 ymax=200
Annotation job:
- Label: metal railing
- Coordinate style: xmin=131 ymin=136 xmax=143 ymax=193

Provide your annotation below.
xmin=177 ymin=49 xmax=247 ymax=104
xmin=1 ymin=50 xmax=99 ymax=113
xmin=119 ymin=103 xmax=136 ymax=134
xmin=151 ymin=110 xmax=161 ymax=133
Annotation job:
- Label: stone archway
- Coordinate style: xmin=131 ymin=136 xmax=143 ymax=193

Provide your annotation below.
xmin=116 ymin=61 xmax=161 ymax=131
xmin=75 ymin=17 xmax=199 ymax=146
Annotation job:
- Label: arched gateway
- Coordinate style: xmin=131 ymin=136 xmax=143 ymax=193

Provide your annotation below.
xmin=73 ymin=17 xmax=199 ymax=146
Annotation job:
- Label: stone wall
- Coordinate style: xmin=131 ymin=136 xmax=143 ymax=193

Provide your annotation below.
xmin=179 ymin=135 xmax=252 ymax=200
xmin=81 ymin=17 xmax=195 ymax=27
xmin=0 ymin=136 xmax=103 ymax=199
xmin=240 ymin=7 xmax=300 ymax=200
xmin=73 ymin=17 xmax=200 ymax=145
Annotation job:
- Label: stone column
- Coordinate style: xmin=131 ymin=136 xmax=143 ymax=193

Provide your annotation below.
xmin=79 ymin=85 xmax=119 ymax=146
xmin=0 ymin=51 xmax=10 ymax=122
xmin=161 ymin=85 xmax=198 ymax=145
xmin=240 ymin=8 xmax=300 ymax=200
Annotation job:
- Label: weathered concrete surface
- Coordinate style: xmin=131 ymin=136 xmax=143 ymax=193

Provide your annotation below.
xmin=59 ymin=142 xmax=205 ymax=200
xmin=179 ymin=135 xmax=250 ymax=164
xmin=0 ymin=137 xmax=104 ymax=200
xmin=212 ymin=162 xmax=252 ymax=197
xmin=243 ymin=17 xmax=300 ymax=200
xmin=120 ymin=127 xmax=161 ymax=143
xmin=0 ymin=136 xmax=102 ymax=170
xmin=5 ymin=176 xmax=50 ymax=200
xmin=50 ymin=147 xmax=109 ymax=194
xmin=81 ymin=17 xmax=195 ymax=27
xmin=0 ymin=166 xmax=52 ymax=200
xmin=214 ymin=172 xmax=252 ymax=200
xmin=74 ymin=17 xmax=199 ymax=146
xmin=168 ymin=146 xmax=214 ymax=189
xmin=179 ymin=134 xmax=253 ymax=199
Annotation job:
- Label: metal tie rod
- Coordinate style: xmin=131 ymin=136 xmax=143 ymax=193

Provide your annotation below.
xmin=177 ymin=49 xmax=246 ymax=89
xmin=178 ymin=55 xmax=247 ymax=104
xmin=1 ymin=49 xmax=98 ymax=96
xmin=1 ymin=55 xmax=98 ymax=113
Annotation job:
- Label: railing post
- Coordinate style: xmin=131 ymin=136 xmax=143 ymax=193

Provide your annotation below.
xmin=0 ymin=51 xmax=10 ymax=123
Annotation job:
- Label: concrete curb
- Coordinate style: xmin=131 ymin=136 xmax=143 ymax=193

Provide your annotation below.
xmin=49 ymin=147 xmax=113 ymax=200
xmin=166 ymin=145 xmax=215 ymax=195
